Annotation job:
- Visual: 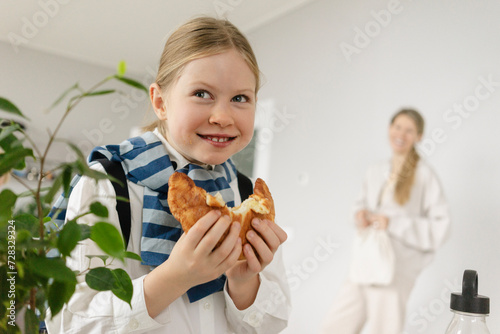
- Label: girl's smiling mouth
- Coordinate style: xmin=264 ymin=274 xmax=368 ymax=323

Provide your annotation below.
xmin=198 ymin=134 xmax=237 ymax=145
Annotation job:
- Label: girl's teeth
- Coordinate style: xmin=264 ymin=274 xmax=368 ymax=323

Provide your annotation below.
xmin=207 ymin=136 xmax=229 ymax=142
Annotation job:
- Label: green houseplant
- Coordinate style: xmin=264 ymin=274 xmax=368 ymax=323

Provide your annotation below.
xmin=0 ymin=62 xmax=146 ymax=333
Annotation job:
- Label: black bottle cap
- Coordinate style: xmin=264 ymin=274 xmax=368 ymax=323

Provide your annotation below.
xmin=450 ymin=270 xmax=489 ymax=315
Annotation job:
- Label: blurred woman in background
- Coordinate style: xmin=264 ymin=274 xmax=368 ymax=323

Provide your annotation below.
xmin=321 ymin=109 xmax=451 ymax=334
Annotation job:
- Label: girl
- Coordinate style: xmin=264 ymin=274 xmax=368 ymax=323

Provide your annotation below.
xmin=321 ymin=109 xmax=451 ymax=334
xmin=47 ymin=17 xmax=291 ymax=333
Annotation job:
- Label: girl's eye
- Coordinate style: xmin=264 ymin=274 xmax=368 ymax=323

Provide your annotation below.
xmin=194 ymin=90 xmax=211 ymax=99
xmin=232 ymin=95 xmax=248 ymax=103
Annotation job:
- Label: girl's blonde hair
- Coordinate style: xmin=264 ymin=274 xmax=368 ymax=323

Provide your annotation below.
xmin=143 ymin=16 xmax=260 ymax=135
xmin=391 ymin=109 xmax=425 ymax=205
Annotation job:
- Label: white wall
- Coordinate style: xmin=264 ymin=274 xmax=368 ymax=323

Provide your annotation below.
xmin=0 ymin=42 xmax=150 ymax=165
xmin=249 ymin=0 xmax=500 ymax=333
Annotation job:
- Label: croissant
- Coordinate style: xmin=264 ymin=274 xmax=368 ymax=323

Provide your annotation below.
xmin=167 ymin=172 xmax=275 ymax=260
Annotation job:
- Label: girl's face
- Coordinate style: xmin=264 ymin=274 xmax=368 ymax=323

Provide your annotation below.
xmin=388 ymin=114 xmax=422 ymax=156
xmin=151 ymin=49 xmax=256 ymax=165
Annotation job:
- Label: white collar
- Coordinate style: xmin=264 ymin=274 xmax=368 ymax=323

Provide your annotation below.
xmin=152 ymin=128 xmax=215 ymax=170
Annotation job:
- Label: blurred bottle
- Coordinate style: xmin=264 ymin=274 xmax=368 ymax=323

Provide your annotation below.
xmin=445 ymin=270 xmax=490 ymax=334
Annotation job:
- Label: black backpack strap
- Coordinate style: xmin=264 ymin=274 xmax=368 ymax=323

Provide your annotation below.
xmin=94 ymin=157 xmax=131 ymax=248
xmin=237 ymin=171 xmax=253 ymax=201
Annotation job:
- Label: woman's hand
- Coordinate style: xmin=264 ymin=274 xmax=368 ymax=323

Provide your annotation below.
xmin=355 ymin=209 xmax=371 ymax=229
xmin=144 ymin=210 xmax=242 ymax=318
xmin=225 ymin=218 xmax=287 ymax=309
xmin=368 ymin=213 xmax=390 ymax=230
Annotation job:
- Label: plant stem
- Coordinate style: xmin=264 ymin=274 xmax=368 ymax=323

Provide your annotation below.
xmin=35 ymin=76 xmax=113 ymax=241
xmin=29 ymin=287 xmax=36 ymax=312
xmin=21 ymin=130 xmax=42 ymax=159
xmin=11 ymin=173 xmax=37 ymax=196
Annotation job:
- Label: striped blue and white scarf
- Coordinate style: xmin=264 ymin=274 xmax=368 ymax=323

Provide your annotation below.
xmin=50 ymin=131 xmax=238 ymax=302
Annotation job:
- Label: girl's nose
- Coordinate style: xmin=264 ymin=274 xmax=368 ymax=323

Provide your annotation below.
xmin=209 ymin=103 xmax=234 ymax=127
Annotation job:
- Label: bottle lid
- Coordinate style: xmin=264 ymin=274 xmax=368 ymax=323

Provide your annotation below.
xmin=450 ymin=270 xmax=489 ymax=315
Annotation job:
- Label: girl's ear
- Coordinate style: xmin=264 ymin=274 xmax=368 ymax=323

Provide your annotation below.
xmin=150 ymin=83 xmax=167 ymax=120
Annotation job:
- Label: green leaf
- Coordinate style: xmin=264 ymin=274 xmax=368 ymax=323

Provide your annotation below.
xmin=16 ymin=229 xmax=32 ymax=243
xmin=0 ymin=128 xmax=23 ymax=152
xmin=46 ymin=83 xmax=79 ymax=112
xmin=85 ymin=254 xmax=109 ymax=265
xmin=12 ymin=213 xmax=39 ymax=237
xmin=0 ymin=189 xmax=17 ymax=223
xmin=115 ymin=195 xmax=130 ymax=203
xmin=57 ymin=220 xmax=81 ymax=257
xmin=29 ymin=257 xmax=77 ymax=283
xmin=61 ymin=140 xmax=86 ymax=161
xmin=47 ymin=280 xmax=76 ymax=317
xmin=111 ymin=268 xmax=133 ymax=306
xmin=89 ymin=201 xmax=108 ymax=218
xmin=0 ymin=123 xmax=23 ymax=142
xmin=82 ymin=89 xmax=116 ymax=97
xmin=44 ymin=171 xmax=63 ymax=204
xmin=86 ymin=267 xmax=114 ymax=291
xmin=0 ymin=97 xmax=28 ymax=119
xmin=61 ymin=165 xmax=73 ymax=196
xmin=117 ymin=61 xmax=127 ymax=77
xmin=74 ymin=160 xmax=123 ymax=188
xmin=114 ymin=75 xmax=148 ymax=93
xmin=16 ymin=188 xmax=38 ymax=198
xmin=90 ymin=222 xmax=125 ymax=260
xmin=0 ymin=145 xmax=34 ymax=174
xmin=79 ymin=224 xmax=91 ymax=240
xmin=124 ymin=251 xmax=142 ymax=262
xmin=82 ymin=267 xmax=134 ymax=307
xmin=15 ymin=260 xmax=25 ymax=278
xmin=24 ymin=308 xmax=39 ymax=334
xmin=76 ymin=160 xmax=120 ymax=183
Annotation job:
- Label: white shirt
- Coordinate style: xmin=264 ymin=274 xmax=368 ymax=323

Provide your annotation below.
xmin=46 ymin=130 xmax=291 ymax=334
xmin=353 ymin=159 xmax=451 ymax=282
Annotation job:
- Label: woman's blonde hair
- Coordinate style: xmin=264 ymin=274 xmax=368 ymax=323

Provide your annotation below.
xmin=391 ymin=109 xmax=425 ymax=205
xmin=143 ymin=16 xmax=260 ymax=135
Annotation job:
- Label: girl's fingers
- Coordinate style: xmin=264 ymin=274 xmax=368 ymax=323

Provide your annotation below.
xmin=242 ymin=243 xmax=263 ymax=273
xmin=195 ymin=214 xmax=232 ymax=255
xmin=217 ymin=237 xmax=242 ymax=271
xmin=184 ymin=210 xmax=222 ymax=246
xmin=246 ymin=229 xmax=274 ymax=265
xmin=251 ymin=219 xmax=287 ymax=253
xmin=213 ymin=221 xmax=241 ymax=257
xmin=264 ymin=219 xmax=288 ymax=244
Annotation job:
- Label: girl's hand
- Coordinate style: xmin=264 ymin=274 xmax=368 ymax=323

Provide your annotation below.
xmin=167 ymin=210 xmax=242 ymax=288
xmin=225 ymin=218 xmax=287 ymax=309
xmin=144 ymin=210 xmax=241 ymax=318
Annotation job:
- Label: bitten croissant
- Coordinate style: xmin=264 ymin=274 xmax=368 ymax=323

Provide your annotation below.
xmin=167 ymin=172 xmax=276 ymax=260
